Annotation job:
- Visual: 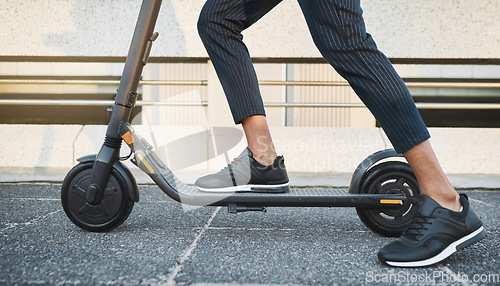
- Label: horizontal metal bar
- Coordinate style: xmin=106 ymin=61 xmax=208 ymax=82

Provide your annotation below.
xmin=263 ymin=102 xmax=500 ymax=109
xmin=415 ymin=102 xmax=500 ymax=109
xmin=141 ymin=80 xmax=207 ymax=86
xmin=406 ymin=82 xmax=500 ymax=88
xmin=0 ymin=99 xmax=207 ymax=107
xmin=0 ymin=79 xmax=207 ymax=86
xmin=264 ymin=102 xmax=366 ymax=108
xmin=259 ymin=80 xmax=500 ymax=88
xmin=259 ymin=80 xmax=350 ymax=87
xmin=137 ymin=101 xmax=207 ymax=107
xmin=1 ymin=79 xmax=500 ymax=88
xmin=1 ymin=99 xmax=499 ymax=109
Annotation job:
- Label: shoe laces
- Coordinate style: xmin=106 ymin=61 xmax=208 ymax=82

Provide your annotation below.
xmin=219 ymin=155 xmax=247 ymax=173
xmin=403 ymin=213 xmax=436 ymax=241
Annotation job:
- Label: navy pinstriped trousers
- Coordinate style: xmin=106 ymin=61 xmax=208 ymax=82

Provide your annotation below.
xmin=197 ymin=0 xmax=430 ymax=153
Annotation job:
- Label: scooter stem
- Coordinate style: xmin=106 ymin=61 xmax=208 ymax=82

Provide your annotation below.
xmin=86 ymin=0 xmax=163 ymax=205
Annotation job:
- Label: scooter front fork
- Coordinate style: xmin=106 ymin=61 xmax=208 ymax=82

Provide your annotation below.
xmin=85 ymin=120 xmax=153 ymax=206
xmin=85 ymin=136 xmax=122 ymax=205
xmin=86 ymin=98 xmax=139 ymax=205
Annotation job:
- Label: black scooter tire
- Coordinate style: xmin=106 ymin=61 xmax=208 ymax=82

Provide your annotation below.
xmin=356 ymin=161 xmax=420 ymax=237
xmin=61 ymin=162 xmax=134 ymax=232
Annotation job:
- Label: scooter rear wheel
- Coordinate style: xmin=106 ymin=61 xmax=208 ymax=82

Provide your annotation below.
xmin=61 ymin=162 xmax=134 ymax=232
xmin=356 ymin=161 xmax=420 ymax=237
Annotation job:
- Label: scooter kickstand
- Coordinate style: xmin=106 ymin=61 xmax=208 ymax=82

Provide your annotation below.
xmin=228 ymin=204 xmax=267 ymax=214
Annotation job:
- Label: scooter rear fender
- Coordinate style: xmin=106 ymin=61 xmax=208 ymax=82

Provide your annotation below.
xmin=77 ymin=155 xmax=139 ymax=202
xmin=348 ymin=149 xmax=404 ymax=194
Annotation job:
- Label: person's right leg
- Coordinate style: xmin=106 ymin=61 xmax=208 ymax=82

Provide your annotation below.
xmin=196 ymin=0 xmax=289 ymax=192
xmin=197 ymin=0 xmax=281 ymax=126
xmin=241 ymin=115 xmax=278 ymax=166
xmin=198 ymin=0 xmax=281 ymax=165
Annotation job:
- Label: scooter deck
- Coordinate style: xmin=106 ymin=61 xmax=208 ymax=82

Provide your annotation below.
xmin=122 ymin=125 xmax=406 ymax=209
xmin=152 ymin=162 xmax=405 ymax=208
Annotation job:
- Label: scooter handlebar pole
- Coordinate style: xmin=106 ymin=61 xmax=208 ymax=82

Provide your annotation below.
xmin=87 ymin=0 xmax=163 ymax=205
xmin=108 ymin=0 xmax=163 ymax=138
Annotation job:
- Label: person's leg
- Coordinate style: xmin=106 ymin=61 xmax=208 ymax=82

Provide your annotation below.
xmin=298 ymin=0 xmax=484 ymax=267
xmin=198 ymin=0 xmax=282 ymax=166
xmin=298 ymin=1 xmax=429 ymax=154
xmin=241 ymin=115 xmax=277 ymax=165
xmin=297 ymin=0 xmax=457 ymax=208
xmin=196 ymin=0 xmax=288 ymax=192
xmin=403 ymin=141 xmax=460 ymax=211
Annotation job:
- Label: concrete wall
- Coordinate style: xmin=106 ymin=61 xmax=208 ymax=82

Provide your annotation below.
xmin=1 ymin=0 xmax=499 ymax=59
xmin=1 ymin=125 xmax=499 ymax=176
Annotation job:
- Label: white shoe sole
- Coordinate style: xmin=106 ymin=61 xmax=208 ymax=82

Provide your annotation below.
xmin=196 ymin=182 xmax=289 ymax=193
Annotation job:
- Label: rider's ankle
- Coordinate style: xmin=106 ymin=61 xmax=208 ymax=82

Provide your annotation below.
xmin=248 ymin=147 xmax=277 ymax=166
xmin=425 ymin=191 xmax=461 ymax=212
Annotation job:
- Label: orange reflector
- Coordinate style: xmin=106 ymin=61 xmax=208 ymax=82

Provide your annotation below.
xmin=380 ymin=199 xmax=403 ymax=205
xmin=121 ymin=131 xmax=134 ymax=145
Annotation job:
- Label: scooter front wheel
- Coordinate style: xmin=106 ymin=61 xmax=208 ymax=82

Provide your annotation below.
xmin=356 ymin=161 xmax=420 ymax=237
xmin=61 ymin=162 xmax=134 ymax=232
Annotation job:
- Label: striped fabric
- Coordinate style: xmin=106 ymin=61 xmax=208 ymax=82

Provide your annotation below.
xmin=197 ymin=0 xmax=430 ymax=153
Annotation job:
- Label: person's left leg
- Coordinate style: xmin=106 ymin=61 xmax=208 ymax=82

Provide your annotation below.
xmin=403 ymin=140 xmax=460 ymax=211
xmin=297 ymin=0 xmax=429 ymax=154
xmin=297 ymin=0 xmax=458 ymax=206
xmin=297 ymin=0 xmax=485 ymax=267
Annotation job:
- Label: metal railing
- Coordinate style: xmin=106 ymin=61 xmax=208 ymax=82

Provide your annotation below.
xmin=1 ymin=79 xmax=499 ymax=109
xmin=2 ymin=78 xmax=500 ymax=88
xmin=0 ymin=79 xmax=207 ymax=86
xmin=0 ymin=99 xmax=208 ymax=107
xmin=260 ymin=80 xmax=500 ymax=89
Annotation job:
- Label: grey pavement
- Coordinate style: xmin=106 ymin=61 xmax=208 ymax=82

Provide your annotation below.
xmin=0 ymin=183 xmax=499 ymax=285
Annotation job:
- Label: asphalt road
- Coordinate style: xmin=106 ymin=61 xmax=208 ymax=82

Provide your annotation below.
xmin=0 ymin=183 xmax=498 ymax=285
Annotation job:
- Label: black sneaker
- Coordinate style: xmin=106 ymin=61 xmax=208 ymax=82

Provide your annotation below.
xmin=195 ymin=148 xmax=289 ymax=193
xmin=378 ymin=194 xmax=485 ymax=267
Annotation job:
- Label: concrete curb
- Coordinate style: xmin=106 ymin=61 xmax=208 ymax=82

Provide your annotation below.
xmin=1 ymin=167 xmax=499 ymax=189
xmin=1 ymin=125 xmax=499 ymax=177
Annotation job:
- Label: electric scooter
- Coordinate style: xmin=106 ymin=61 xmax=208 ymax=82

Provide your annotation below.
xmin=61 ymin=0 xmax=420 ymax=237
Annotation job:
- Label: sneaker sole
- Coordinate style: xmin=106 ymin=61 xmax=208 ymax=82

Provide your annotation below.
xmin=196 ymin=182 xmax=290 ymax=193
xmin=383 ymin=225 xmax=486 ymax=267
